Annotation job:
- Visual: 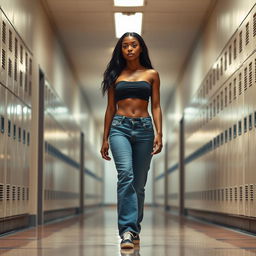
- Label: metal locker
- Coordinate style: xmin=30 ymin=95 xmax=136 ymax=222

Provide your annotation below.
xmin=18 ymin=40 xmax=25 ymax=101
xmin=7 ymin=22 xmax=14 ymax=93
xmin=0 ymin=14 xmax=8 ymax=88
xmin=250 ymin=7 xmax=256 ymax=54
xmin=0 ymin=85 xmax=6 ymax=218
xmin=13 ymin=34 xmax=19 ymax=97
xmin=27 ymin=53 xmax=32 ymax=107
xmin=23 ymin=51 xmax=29 ymax=104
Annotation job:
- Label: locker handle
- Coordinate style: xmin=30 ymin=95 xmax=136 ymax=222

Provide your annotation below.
xmin=27 ymin=132 xmax=30 ymax=146
xmin=8 ymin=120 xmax=11 ymax=137
xmin=225 ymin=130 xmax=228 ymax=143
xmin=233 ymin=124 xmax=237 ymax=138
xmin=0 ymin=116 xmax=4 ymax=133
xmin=238 ymin=121 xmax=242 ymax=135
xmin=244 ymin=117 xmax=247 ymax=133
xmin=229 ymin=127 xmax=232 ymax=141
xmin=23 ymin=129 xmax=26 ymax=144
xmin=18 ymin=127 xmax=21 ymax=142
xmin=249 ymin=114 xmax=252 ymax=130
xmin=13 ymin=124 xmax=16 ymax=140
xmin=221 ymin=132 xmax=224 ymax=145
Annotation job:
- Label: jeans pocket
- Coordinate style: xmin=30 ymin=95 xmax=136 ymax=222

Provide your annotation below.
xmin=111 ymin=119 xmax=121 ymax=127
xmin=142 ymin=120 xmax=153 ymax=130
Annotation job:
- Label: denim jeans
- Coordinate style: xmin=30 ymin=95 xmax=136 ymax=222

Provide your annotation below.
xmin=109 ymin=114 xmax=155 ymax=237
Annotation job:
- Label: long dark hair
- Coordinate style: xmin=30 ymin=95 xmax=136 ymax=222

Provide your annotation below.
xmin=101 ymin=32 xmax=154 ymax=97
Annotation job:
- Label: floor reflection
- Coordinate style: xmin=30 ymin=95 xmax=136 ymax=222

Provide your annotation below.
xmin=0 ymin=207 xmax=256 ymax=256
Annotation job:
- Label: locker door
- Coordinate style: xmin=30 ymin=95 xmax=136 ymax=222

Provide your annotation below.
xmin=27 ymin=54 xmax=32 ymax=107
xmin=250 ymin=7 xmax=256 ymax=54
xmin=24 ymin=51 xmax=29 ymax=104
xmin=243 ymin=15 xmax=252 ymax=59
xmin=0 ymin=14 xmax=8 ymax=87
xmin=18 ymin=40 xmax=25 ymax=101
xmin=0 ymin=85 xmax=6 ymax=218
xmin=7 ymin=23 xmax=14 ymax=92
xmin=13 ymin=34 xmax=19 ymax=96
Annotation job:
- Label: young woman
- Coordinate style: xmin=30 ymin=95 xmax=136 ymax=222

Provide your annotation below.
xmin=100 ymin=32 xmax=163 ymax=249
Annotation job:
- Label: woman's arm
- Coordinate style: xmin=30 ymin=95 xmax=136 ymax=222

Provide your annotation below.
xmin=151 ymin=70 xmax=163 ymax=154
xmin=101 ymin=85 xmax=116 ymax=160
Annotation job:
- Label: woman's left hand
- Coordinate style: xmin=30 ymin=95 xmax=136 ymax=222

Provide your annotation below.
xmin=151 ymin=134 xmax=163 ymax=155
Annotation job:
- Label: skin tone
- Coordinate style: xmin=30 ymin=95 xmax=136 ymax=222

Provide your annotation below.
xmin=100 ymin=36 xmax=163 ymax=160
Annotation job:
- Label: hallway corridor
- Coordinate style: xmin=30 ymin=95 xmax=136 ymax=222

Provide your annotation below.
xmin=1 ymin=207 xmax=256 ymax=256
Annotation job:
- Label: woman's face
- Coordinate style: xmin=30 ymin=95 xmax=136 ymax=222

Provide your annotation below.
xmin=121 ymin=36 xmax=142 ymax=61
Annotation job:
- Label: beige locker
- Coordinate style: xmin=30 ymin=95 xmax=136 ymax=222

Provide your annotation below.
xmin=0 ymin=85 xmax=6 ymax=218
xmin=7 ymin=23 xmax=14 ymax=93
xmin=0 ymin=14 xmax=8 ymax=87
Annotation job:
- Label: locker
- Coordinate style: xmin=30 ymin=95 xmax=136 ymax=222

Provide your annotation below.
xmin=13 ymin=34 xmax=19 ymax=97
xmin=0 ymin=85 xmax=6 ymax=218
xmin=18 ymin=40 xmax=25 ymax=101
xmin=7 ymin=23 xmax=14 ymax=92
xmin=0 ymin=14 xmax=8 ymax=87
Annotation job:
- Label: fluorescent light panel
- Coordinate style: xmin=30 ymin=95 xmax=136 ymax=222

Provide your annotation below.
xmin=114 ymin=0 xmax=144 ymax=7
xmin=114 ymin=12 xmax=142 ymax=38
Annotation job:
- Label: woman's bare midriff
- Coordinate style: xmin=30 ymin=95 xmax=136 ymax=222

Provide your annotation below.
xmin=116 ymin=98 xmax=150 ymax=118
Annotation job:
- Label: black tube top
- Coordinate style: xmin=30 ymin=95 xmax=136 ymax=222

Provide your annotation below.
xmin=114 ymin=80 xmax=152 ymax=102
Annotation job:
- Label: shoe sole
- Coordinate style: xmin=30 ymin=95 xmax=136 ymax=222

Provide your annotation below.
xmin=120 ymin=242 xmax=134 ymax=249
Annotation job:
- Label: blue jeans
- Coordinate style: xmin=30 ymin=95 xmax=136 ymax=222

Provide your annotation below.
xmin=109 ymin=114 xmax=155 ymax=237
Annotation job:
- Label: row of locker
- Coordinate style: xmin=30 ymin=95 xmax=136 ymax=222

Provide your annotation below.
xmin=44 ymin=81 xmax=81 ymax=163
xmin=185 ymin=5 xmax=256 ymax=138
xmin=185 ymin=51 xmax=256 ymax=158
xmin=0 ymin=11 xmax=32 ymax=107
xmin=0 ymin=84 xmax=31 ymax=218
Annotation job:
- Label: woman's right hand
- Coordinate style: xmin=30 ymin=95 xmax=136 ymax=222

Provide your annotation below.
xmin=100 ymin=140 xmax=111 ymax=161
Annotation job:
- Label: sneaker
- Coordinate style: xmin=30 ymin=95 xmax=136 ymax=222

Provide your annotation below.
xmin=132 ymin=233 xmax=140 ymax=245
xmin=120 ymin=231 xmax=135 ymax=249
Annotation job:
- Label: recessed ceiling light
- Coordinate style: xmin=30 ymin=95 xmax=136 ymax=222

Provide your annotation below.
xmin=114 ymin=12 xmax=142 ymax=38
xmin=114 ymin=0 xmax=144 ymax=7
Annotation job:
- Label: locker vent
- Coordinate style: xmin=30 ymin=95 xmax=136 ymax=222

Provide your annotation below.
xmin=253 ymin=13 xmax=256 ymax=37
xmin=17 ymin=186 xmax=20 ymax=200
xmin=6 ymin=184 xmax=10 ymax=200
xmin=254 ymin=59 xmax=256 ymax=83
xmin=244 ymin=117 xmax=247 ymax=133
xmin=20 ymin=45 xmax=23 ymax=64
xmin=220 ymin=91 xmax=223 ymax=110
xmin=249 ymin=62 xmax=252 ymax=87
xmin=25 ymin=74 xmax=27 ymax=92
xmin=217 ymin=95 xmax=220 ymax=113
xmin=250 ymin=184 xmax=253 ymax=200
xmin=249 ymin=114 xmax=252 ymax=130
xmin=234 ymin=187 xmax=238 ymax=200
xmin=225 ymin=188 xmax=228 ymax=201
xmin=25 ymin=52 xmax=28 ymax=70
xmin=22 ymin=187 xmax=25 ymax=200
xmin=217 ymin=64 xmax=219 ymax=80
xmin=230 ymin=187 xmax=232 ymax=201
xmin=213 ymin=68 xmax=216 ymax=85
xmin=14 ymin=59 xmax=17 ymax=81
xmin=244 ymin=67 xmax=247 ymax=91
xmin=245 ymin=22 xmax=249 ymax=45
xmin=29 ymin=81 xmax=32 ymax=96
xmin=245 ymin=185 xmax=248 ymax=201
xmin=20 ymin=71 xmax=23 ymax=87
xmin=209 ymin=74 xmax=212 ymax=90
xmin=2 ymin=49 xmax=6 ymax=70
xmin=239 ymin=31 xmax=242 ymax=53
xmin=220 ymin=57 xmax=223 ymax=76
xmin=224 ymin=51 xmax=227 ymax=71
xmin=239 ymin=73 xmax=242 ymax=95
xmin=12 ymin=185 xmax=16 ymax=200
xmin=15 ymin=38 xmax=18 ymax=58
xmin=233 ymin=39 xmax=237 ymax=59
xmin=239 ymin=186 xmax=243 ymax=201
xmin=0 ymin=184 xmax=3 ymax=201
xmin=29 ymin=58 xmax=32 ymax=75
xmin=27 ymin=187 xmax=29 ymax=200
xmin=2 ymin=21 xmax=6 ymax=44
xmin=9 ymin=30 xmax=12 ymax=51
xmin=8 ymin=58 xmax=12 ymax=77
xmin=225 ymin=87 xmax=228 ymax=106
xmin=229 ymin=45 xmax=232 ymax=65
xmin=233 ymin=79 xmax=237 ymax=100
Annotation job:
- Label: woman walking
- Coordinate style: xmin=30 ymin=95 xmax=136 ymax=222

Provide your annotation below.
xmin=100 ymin=32 xmax=163 ymax=249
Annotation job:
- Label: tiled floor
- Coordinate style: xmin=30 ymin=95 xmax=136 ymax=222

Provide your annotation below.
xmin=1 ymin=207 xmax=256 ymax=255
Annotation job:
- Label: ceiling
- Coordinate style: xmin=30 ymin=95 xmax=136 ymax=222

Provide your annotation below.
xmin=42 ymin=0 xmax=215 ymax=126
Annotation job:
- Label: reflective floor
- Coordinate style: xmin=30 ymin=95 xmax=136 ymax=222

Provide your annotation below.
xmin=1 ymin=207 xmax=256 ymax=256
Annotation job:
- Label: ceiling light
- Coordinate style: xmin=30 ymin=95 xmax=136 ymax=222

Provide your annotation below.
xmin=114 ymin=12 xmax=142 ymax=38
xmin=114 ymin=0 xmax=144 ymax=7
